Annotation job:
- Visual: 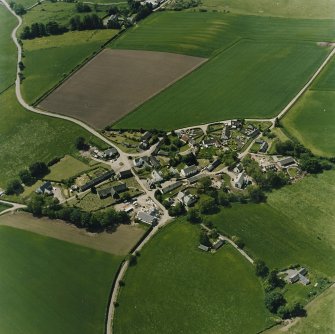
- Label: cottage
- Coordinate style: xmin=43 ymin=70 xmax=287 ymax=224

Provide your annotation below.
xmin=118 ymin=169 xmax=133 ymax=179
xmin=278 ymin=157 xmax=295 ymax=168
xmin=103 ymin=147 xmax=118 ymax=159
xmin=160 ymin=181 xmax=182 ymax=194
xmin=207 ymin=159 xmax=221 ymax=172
xmin=298 ymin=267 xmax=307 ymax=276
xmin=80 ymin=170 xmax=114 ymax=192
xmin=149 ymin=156 xmax=161 ymax=169
xmin=176 ymin=191 xmax=197 ymax=207
xmin=137 ymin=211 xmax=157 ymax=225
xmin=36 ymin=181 xmax=53 ymax=195
xmin=198 ymin=244 xmax=209 ymax=252
xmin=235 ymin=172 xmax=246 ymax=189
xmin=181 ymin=165 xmax=198 ymax=178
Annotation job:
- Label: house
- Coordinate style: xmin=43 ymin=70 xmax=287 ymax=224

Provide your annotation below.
xmin=118 ymin=169 xmax=133 ymax=179
xmin=149 ymin=156 xmax=161 ymax=169
xmin=212 ymin=239 xmax=225 ymax=250
xmin=160 ymin=181 xmax=182 ymax=194
xmin=133 ymin=157 xmax=144 ymax=168
xmin=141 ymin=131 xmax=152 ymax=142
xmin=103 ymin=147 xmax=118 ymax=159
xmin=207 ymin=159 xmax=221 ymax=172
xmin=234 ymin=163 xmax=243 ymax=174
xmin=176 ymin=191 xmax=197 ymax=207
xmin=235 ymin=172 xmax=246 ymax=189
xmin=278 ymin=157 xmax=295 ymax=168
xmin=188 ymin=173 xmax=205 ymax=184
xmin=151 ymin=170 xmax=163 ymax=184
xmin=198 ymin=244 xmax=209 ymax=252
xmin=298 ymin=267 xmax=307 ymax=276
xmin=230 ymin=119 xmax=243 ymax=129
xmin=137 ymin=211 xmax=157 ymax=225
xmin=97 ymin=183 xmax=127 ymax=199
xmin=80 ymin=170 xmax=114 ymax=192
xmin=139 ymin=141 xmax=150 ymax=150
xmin=202 ymin=138 xmax=218 ymax=148
xmin=288 ymin=272 xmax=300 ymax=283
xmin=259 ymin=141 xmax=268 ymax=153
xmin=180 ymin=165 xmax=198 ymax=178
xmin=221 ymin=126 xmax=230 ymax=140
xmin=36 ymin=181 xmax=53 ymax=195
xmin=299 ymin=274 xmax=310 ymax=286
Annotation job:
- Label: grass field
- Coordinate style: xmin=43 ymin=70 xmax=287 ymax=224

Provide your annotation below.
xmin=0 ymin=203 xmax=11 ymax=213
xmin=267 ymin=285 xmax=335 ymax=334
xmin=0 ymin=212 xmax=146 ymax=255
xmin=0 ymin=6 xmax=17 ymax=92
xmin=46 ymin=155 xmax=90 ymax=182
xmin=211 ymin=170 xmax=335 ymax=278
xmin=199 ymin=0 xmax=335 ymax=19
xmin=114 ymin=40 xmax=328 ymax=130
xmin=22 ymin=29 xmax=119 ymax=104
xmin=114 ymin=221 xmax=272 ymax=334
xmin=0 ymin=225 xmax=122 ymax=334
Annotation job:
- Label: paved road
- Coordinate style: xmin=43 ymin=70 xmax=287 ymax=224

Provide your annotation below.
xmin=0 ymin=200 xmax=27 ymax=216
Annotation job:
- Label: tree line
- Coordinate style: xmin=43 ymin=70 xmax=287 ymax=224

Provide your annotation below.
xmin=20 ymin=21 xmax=68 ymax=40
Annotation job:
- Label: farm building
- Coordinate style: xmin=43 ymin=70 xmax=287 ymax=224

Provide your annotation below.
xmin=207 ymin=159 xmax=221 ymax=172
xmin=221 ymin=126 xmax=230 ymax=140
xmin=198 ymin=244 xmax=209 ymax=252
xmin=36 ymin=181 xmax=53 ymax=195
xmin=202 ymin=138 xmax=218 ymax=148
xmin=160 ymin=181 xmax=182 ymax=194
xmin=97 ymin=183 xmax=127 ymax=199
xmin=235 ymin=172 xmax=246 ymax=189
xmin=118 ymin=170 xmax=133 ymax=179
xmin=277 ymin=157 xmax=296 ymax=168
xmin=80 ymin=170 xmax=114 ymax=192
xmin=103 ymin=147 xmax=118 ymax=159
xmin=213 ymin=239 xmax=225 ymax=250
xmin=188 ymin=173 xmax=206 ymax=184
xmin=150 ymin=156 xmax=161 ymax=169
xmin=137 ymin=211 xmax=157 ymax=225
xmin=181 ymin=165 xmax=198 ymax=178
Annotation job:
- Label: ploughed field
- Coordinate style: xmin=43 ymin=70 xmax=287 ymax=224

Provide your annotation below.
xmin=39 ymin=49 xmax=206 ymax=128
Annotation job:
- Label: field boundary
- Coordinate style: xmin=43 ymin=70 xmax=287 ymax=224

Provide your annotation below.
xmin=0 ymin=82 xmax=15 ymax=96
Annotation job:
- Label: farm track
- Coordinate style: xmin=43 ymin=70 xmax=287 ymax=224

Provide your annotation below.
xmin=0 ymin=200 xmax=27 ymax=216
xmin=2 ymin=1 xmax=335 ymax=333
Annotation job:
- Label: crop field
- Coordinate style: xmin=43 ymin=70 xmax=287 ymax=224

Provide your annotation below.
xmin=39 ymin=49 xmax=206 ymax=128
xmin=0 ymin=212 xmax=146 ymax=255
xmin=114 ymin=40 xmax=328 ymax=130
xmin=211 ymin=170 xmax=335 ymax=278
xmin=199 ymin=0 xmax=335 ymax=19
xmin=0 ymin=6 xmax=17 ymax=92
xmin=0 ymin=225 xmax=122 ymax=334
xmin=21 ymin=30 xmax=119 ymax=104
xmin=114 ymin=221 xmax=272 ymax=334
xmin=46 ymin=155 xmax=90 ymax=182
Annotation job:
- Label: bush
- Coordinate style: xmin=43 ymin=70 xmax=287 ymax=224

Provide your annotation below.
xmin=199 ymin=231 xmax=211 ymax=247
xmin=255 ymin=259 xmax=269 ymax=278
xmin=198 ymin=196 xmax=218 ymax=214
xmin=29 ymin=161 xmax=49 ymax=178
xmin=129 ymin=254 xmax=137 ymax=266
xmin=187 ymin=208 xmax=201 ymax=223
xmin=6 ymin=179 xmax=24 ymax=195
xmin=265 ymin=291 xmax=286 ymax=313
xmin=19 ymin=169 xmax=36 ymax=186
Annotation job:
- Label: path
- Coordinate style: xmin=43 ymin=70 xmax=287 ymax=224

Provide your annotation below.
xmin=0 ymin=200 xmax=27 ymax=216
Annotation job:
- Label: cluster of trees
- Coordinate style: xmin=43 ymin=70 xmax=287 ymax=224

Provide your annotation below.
xmin=128 ymin=0 xmax=152 ymax=21
xmin=20 ymin=21 xmax=68 ymax=40
xmin=169 ymin=152 xmax=198 ymax=168
xmin=6 ymin=161 xmax=49 ymax=195
xmin=69 ymin=14 xmax=104 ymax=31
xmin=27 ymin=194 xmax=130 ymax=232
xmin=170 ymin=0 xmax=200 ymax=11
xmin=220 ymin=150 xmax=239 ymax=170
xmin=76 ymin=2 xmax=92 ymax=12
xmin=9 ymin=1 xmax=26 ymax=15
xmin=75 ymin=136 xmax=89 ymax=151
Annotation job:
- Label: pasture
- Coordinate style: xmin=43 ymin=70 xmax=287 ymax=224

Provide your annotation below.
xmin=114 ymin=40 xmax=328 ymax=130
xmin=22 ymin=30 xmax=119 ymax=104
xmin=46 ymin=155 xmax=90 ymax=182
xmin=0 ymin=212 xmax=145 ymax=255
xmin=211 ymin=170 xmax=335 ymax=278
xmin=39 ymin=49 xmax=206 ymax=128
xmin=114 ymin=221 xmax=272 ymax=334
xmin=0 ymin=225 xmax=122 ymax=334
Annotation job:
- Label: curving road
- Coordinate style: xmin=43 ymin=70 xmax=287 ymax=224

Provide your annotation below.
xmin=0 ymin=200 xmax=27 ymax=216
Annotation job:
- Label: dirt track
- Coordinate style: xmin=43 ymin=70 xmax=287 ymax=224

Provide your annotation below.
xmin=39 ymin=49 xmax=206 ymax=128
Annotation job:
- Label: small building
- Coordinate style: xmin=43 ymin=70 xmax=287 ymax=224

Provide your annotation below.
xmin=278 ymin=157 xmax=295 ymax=168
xmin=212 ymin=239 xmax=225 ymax=250
xmin=230 ymin=119 xmax=243 ymax=129
xmin=118 ymin=169 xmax=133 ymax=179
xmin=202 ymin=138 xmax=218 ymax=148
xmin=188 ymin=173 xmax=205 ymax=184
xmin=259 ymin=141 xmax=268 ymax=153
xmin=149 ymin=156 xmax=161 ymax=169
xmin=36 ymin=181 xmax=53 ymax=195
xmin=97 ymin=183 xmax=127 ymax=199
xmin=221 ymin=126 xmax=230 ymax=140
xmin=141 ymin=131 xmax=152 ymax=142
xmin=207 ymin=159 xmax=221 ymax=172
xmin=288 ymin=272 xmax=300 ymax=283
xmin=133 ymin=157 xmax=144 ymax=168
xmin=198 ymin=244 xmax=209 ymax=252
xmin=234 ymin=163 xmax=243 ymax=174
xmin=235 ymin=172 xmax=246 ymax=189
xmin=151 ymin=170 xmax=163 ymax=184
xmin=137 ymin=211 xmax=157 ymax=225
xmin=180 ymin=165 xmax=198 ymax=178
xmin=103 ymin=147 xmax=118 ymax=159
xmin=299 ymin=274 xmax=310 ymax=286
xmin=80 ymin=170 xmax=114 ymax=192
xmin=160 ymin=181 xmax=182 ymax=194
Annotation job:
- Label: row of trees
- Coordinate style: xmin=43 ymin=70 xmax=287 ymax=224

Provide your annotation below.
xmin=20 ymin=21 xmax=68 ymax=40
xmin=9 ymin=1 xmax=26 ymax=15
xmin=27 ymin=194 xmax=130 ymax=232
xmin=69 ymin=14 xmax=104 ymax=31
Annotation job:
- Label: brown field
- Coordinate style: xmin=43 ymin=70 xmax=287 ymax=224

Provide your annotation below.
xmin=38 ymin=49 xmax=206 ymax=128
xmin=0 ymin=212 xmax=146 ymax=255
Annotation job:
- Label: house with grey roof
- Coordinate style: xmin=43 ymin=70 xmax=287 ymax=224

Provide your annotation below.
xmin=221 ymin=126 xmax=230 ymax=140
xmin=136 ymin=211 xmax=157 ymax=225
xmin=103 ymin=147 xmax=118 ymax=159
xmin=198 ymin=244 xmax=210 ymax=252
xmin=235 ymin=172 xmax=246 ymax=189
xmin=150 ymin=156 xmax=161 ymax=169
xmin=160 ymin=181 xmax=182 ymax=194
xmin=181 ymin=165 xmax=198 ymax=178
xmin=213 ymin=239 xmax=225 ymax=250
xmin=36 ymin=181 xmax=53 ymax=195
xmin=151 ymin=170 xmax=163 ymax=184
xmin=207 ymin=159 xmax=221 ymax=172
xmin=97 ymin=183 xmax=127 ymax=199
xmin=278 ymin=157 xmax=296 ymax=168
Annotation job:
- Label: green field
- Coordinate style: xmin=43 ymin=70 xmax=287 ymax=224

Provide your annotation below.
xmin=211 ymin=170 xmax=335 ymax=278
xmin=0 ymin=6 xmax=17 ymax=92
xmin=114 ymin=221 xmax=272 ymax=334
xmin=46 ymin=155 xmax=90 ymax=182
xmin=114 ymin=40 xmax=328 ymax=130
xmin=0 ymin=203 xmax=11 ymax=213
xmin=22 ymin=29 xmax=119 ymax=104
xmin=0 ymin=225 xmax=122 ymax=334
xmin=199 ymin=0 xmax=335 ymax=19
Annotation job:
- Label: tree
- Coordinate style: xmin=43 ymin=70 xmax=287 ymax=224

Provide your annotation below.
xmin=75 ymin=136 xmax=89 ymax=150
xmin=199 ymin=231 xmax=211 ymax=247
xmin=107 ymin=18 xmax=121 ymax=29
xmin=255 ymin=259 xmax=269 ymax=278
xmin=29 ymin=161 xmax=49 ymax=178
xmin=232 ymin=235 xmax=245 ymax=249
xmin=218 ymin=191 xmax=230 ymax=207
xmin=19 ymin=169 xmax=35 ymax=186
xmin=187 ymin=208 xmax=201 ymax=224
xmin=20 ymin=26 xmax=32 ymax=39
xmin=27 ymin=194 xmax=45 ymax=216
xmin=76 ymin=2 xmax=92 ymax=12
xmin=300 ymin=157 xmax=322 ymax=174
xmin=168 ymin=202 xmax=185 ymax=217
xmin=267 ymin=269 xmax=285 ymax=290
xmin=198 ymin=176 xmax=212 ymax=192
xmin=108 ymin=5 xmax=120 ymax=15
xmin=274 ymin=117 xmax=280 ymax=127
xmin=129 ymin=254 xmax=137 ymax=266
xmin=13 ymin=3 xmax=26 ymax=15
xmin=265 ymin=291 xmax=286 ymax=313
xmin=198 ymin=196 xmax=218 ymax=214
xmin=248 ymin=186 xmax=266 ymax=203
xmin=6 ymin=179 xmax=24 ymax=195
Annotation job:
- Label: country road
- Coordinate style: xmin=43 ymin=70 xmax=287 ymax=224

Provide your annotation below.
xmin=0 ymin=200 xmax=27 ymax=216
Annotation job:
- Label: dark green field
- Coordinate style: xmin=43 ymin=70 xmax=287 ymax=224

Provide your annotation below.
xmin=211 ymin=170 xmax=335 ymax=278
xmin=114 ymin=222 xmax=272 ymax=334
xmin=0 ymin=225 xmax=122 ymax=334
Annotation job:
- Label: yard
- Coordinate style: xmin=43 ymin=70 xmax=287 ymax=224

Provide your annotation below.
xmin=210 ymin=170 xmax=335 ymax=278
xmin=39 ymin=48 xmax=206 ymax=128
xmin=114 ymin=221 xmax=273 ymax=334
xmin=0 ymin=225 xmax=122 ymax=334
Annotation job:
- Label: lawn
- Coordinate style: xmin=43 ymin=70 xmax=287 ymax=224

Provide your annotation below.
xmin=114 ymin=221 xmax=272 ymax=334
xmin=114 ymin=40 xmax=328 ymax=130
xmin=0 ymin=6 xmax=17 ymax=92
xmin=211 ymin=170 xmax=335 ymax=278
xmin=46 ymin=155 xmax=90 ymax=182
xmin=21 ymin=29 xmax=119 ymax=104
xmin=199 ymin=0 xmax=335 ymax=19
xmin=0 ymin=225 xmax=122 ymax=334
